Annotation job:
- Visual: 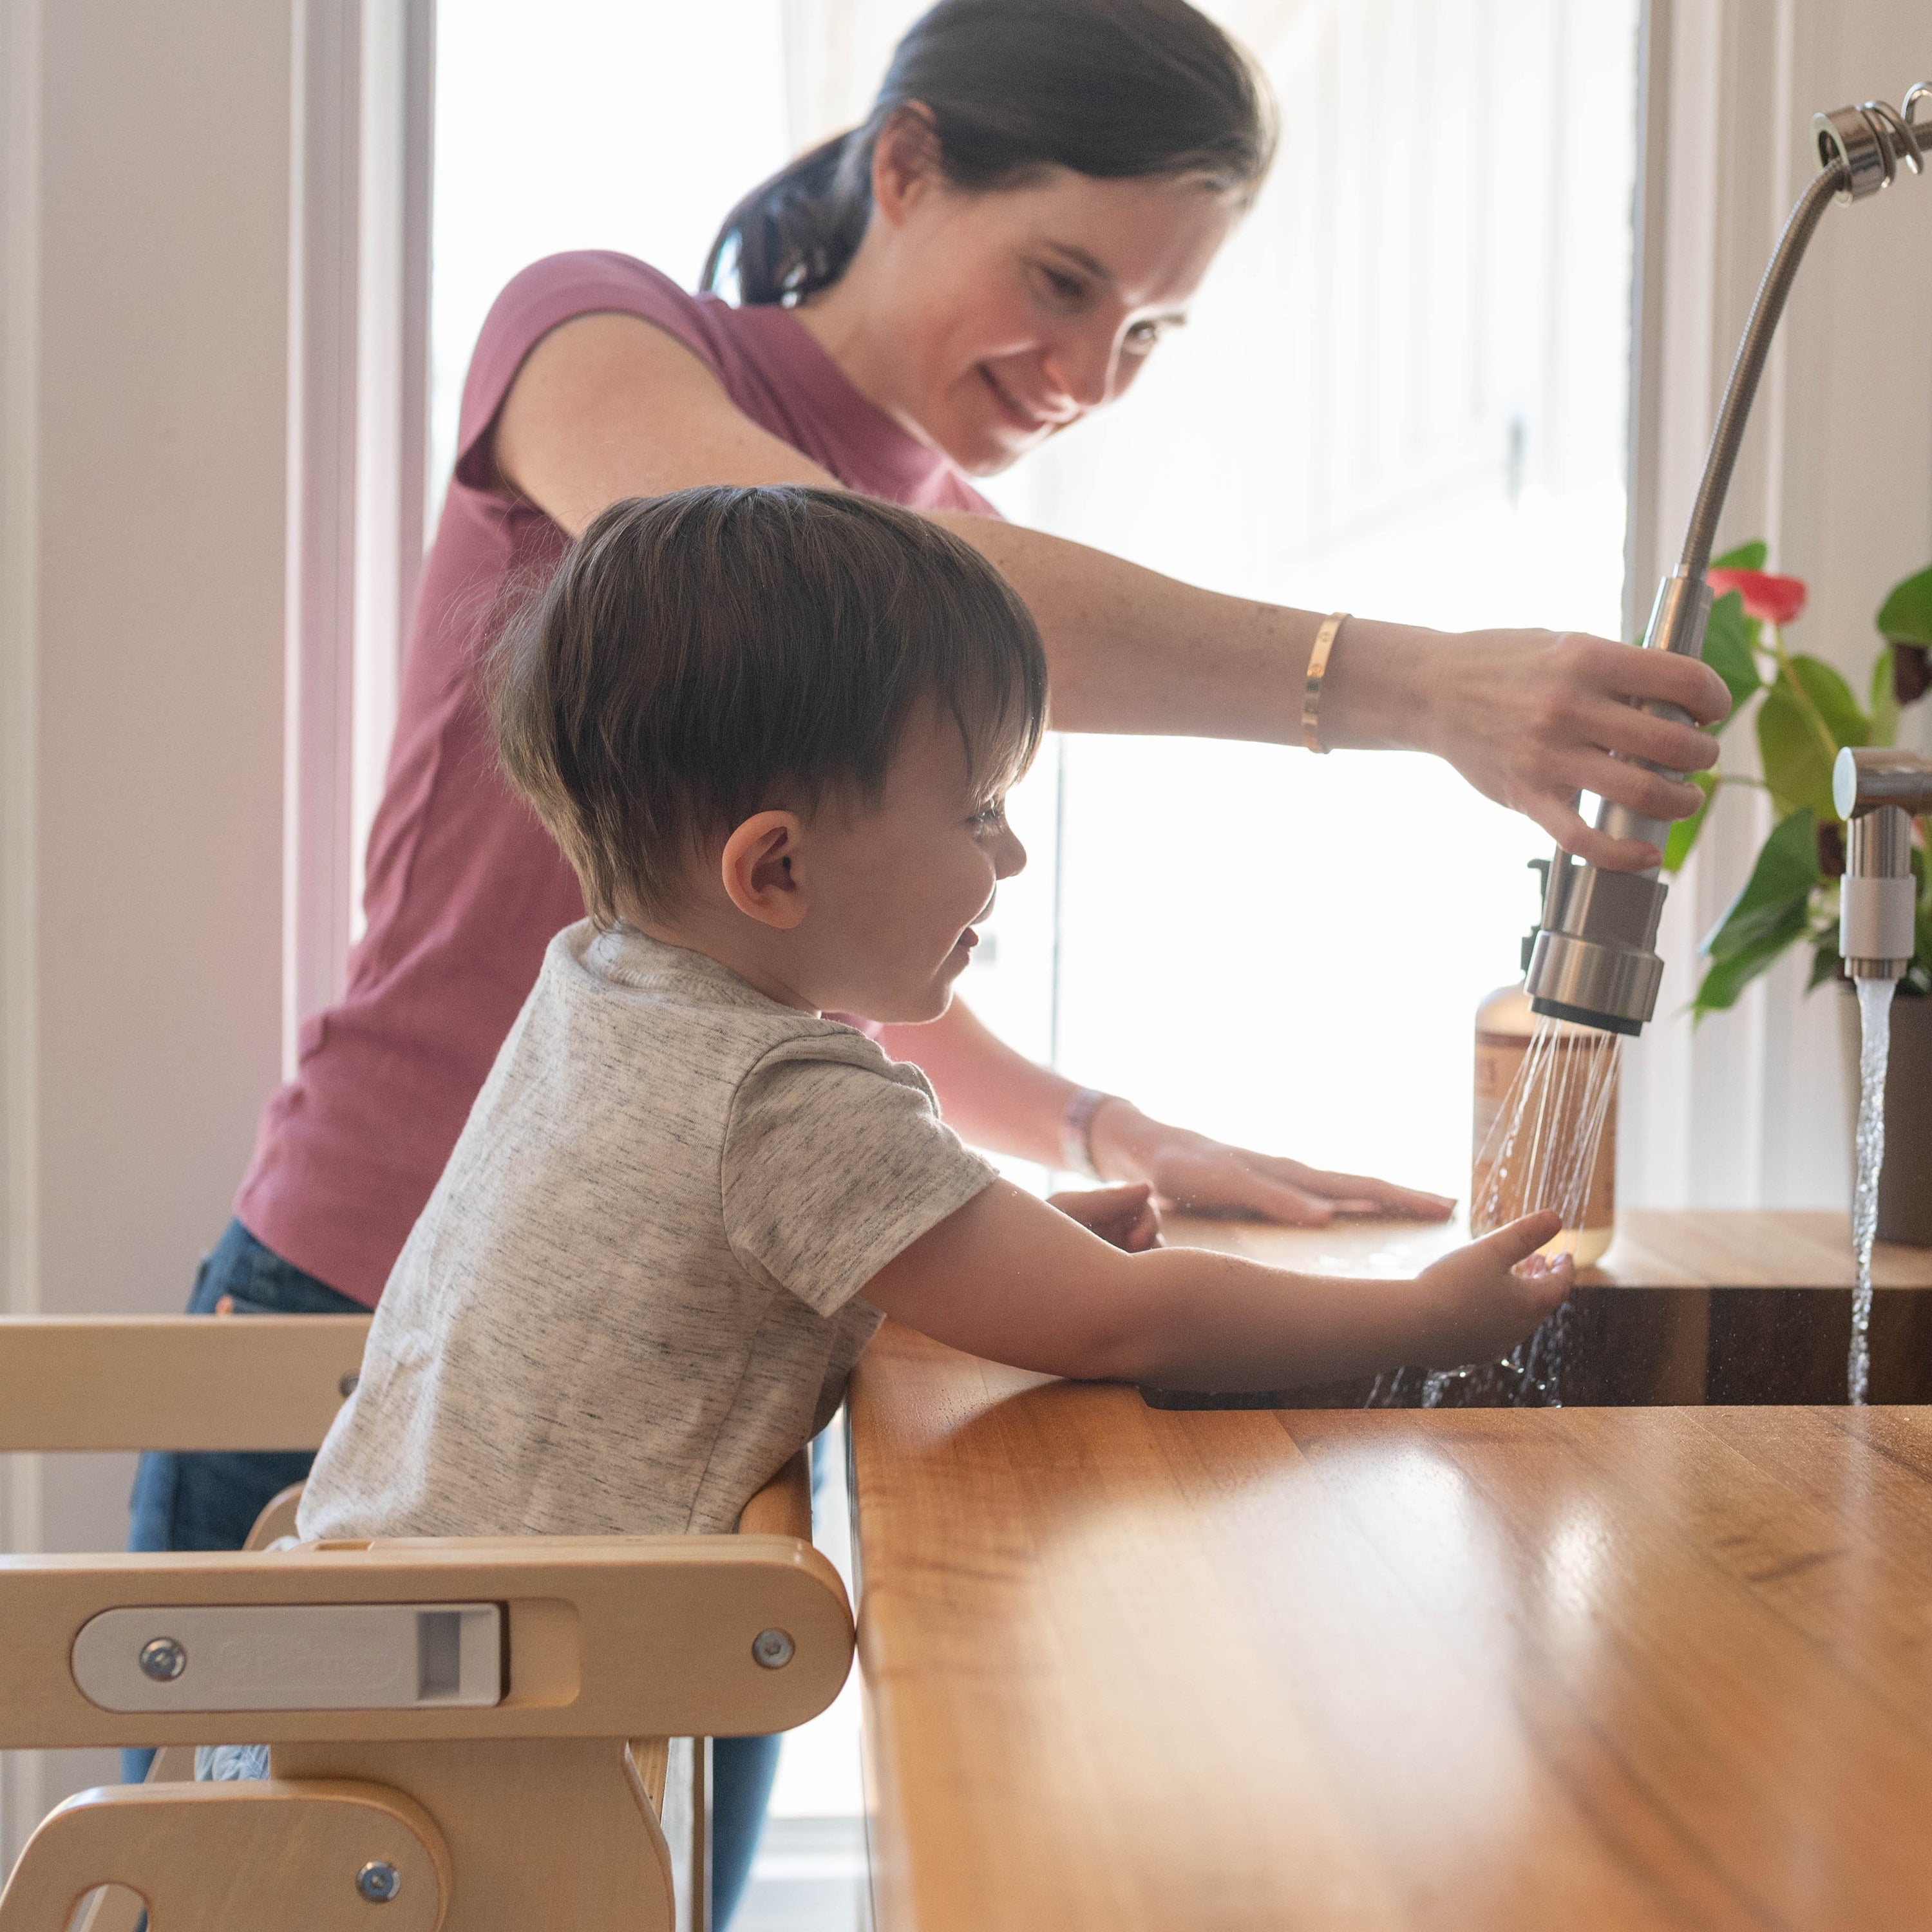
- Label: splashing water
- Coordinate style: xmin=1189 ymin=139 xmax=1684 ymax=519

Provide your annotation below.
xmin=1407 ymin=1016 xmax=1622 ymax=1408
xmin=1471 ymin=1016 xmax=1624 ymax=1251
xmin=1848 ymin=976 xmax=1895 ymax=1406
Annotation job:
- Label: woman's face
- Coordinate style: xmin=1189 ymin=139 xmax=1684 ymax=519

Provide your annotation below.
xmin=842 ymin=135 xmax=1246 ymax=477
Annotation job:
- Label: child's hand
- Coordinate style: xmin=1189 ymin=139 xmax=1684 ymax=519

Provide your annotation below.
xmin=1413 ymin=1211 xmax=1573 ymax=1368
xmin=1047 ymin=1180 xmax=1163 ymax=1253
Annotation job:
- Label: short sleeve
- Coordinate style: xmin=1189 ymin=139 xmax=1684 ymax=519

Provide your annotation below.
xmin=453 ymin=251 xmax=728 ymax=491
xmin=722 ymin=1038 xmax=996 ymax=1318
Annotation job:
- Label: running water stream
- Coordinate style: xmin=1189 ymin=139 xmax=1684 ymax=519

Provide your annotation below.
xmin=1848 ymin=976 xmax=1895 ymax=1406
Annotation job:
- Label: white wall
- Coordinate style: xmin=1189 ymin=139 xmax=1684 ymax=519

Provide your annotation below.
xmin=1 ymin=0 xmax=294 ymax=1855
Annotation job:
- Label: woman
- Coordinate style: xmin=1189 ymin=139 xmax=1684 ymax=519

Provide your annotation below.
xmin=132 ymin=0 xmax=1725 ymax=1917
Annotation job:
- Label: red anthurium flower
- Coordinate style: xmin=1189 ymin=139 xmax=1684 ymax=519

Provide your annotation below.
xmin=1707 ymin=566 xmax=1807 ymax=626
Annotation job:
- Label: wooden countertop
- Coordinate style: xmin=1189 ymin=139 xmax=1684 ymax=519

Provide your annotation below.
xmin=848 ymin=1209 xmax=1932 ymax=1931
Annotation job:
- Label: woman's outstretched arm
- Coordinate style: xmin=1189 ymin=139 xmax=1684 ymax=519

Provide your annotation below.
xmin=496 ymin=310 xmax=1729 ymax=871
xmin=878 ymin=1000 xmax=1452 ymax=1226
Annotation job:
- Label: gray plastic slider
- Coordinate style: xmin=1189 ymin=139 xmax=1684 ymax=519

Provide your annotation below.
xmin=72 ymin=1602 xmax=504 ymax=1713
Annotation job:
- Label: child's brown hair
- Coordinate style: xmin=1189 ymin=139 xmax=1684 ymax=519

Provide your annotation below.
xmin=491 ymin=485 xmax=1048 ymax=923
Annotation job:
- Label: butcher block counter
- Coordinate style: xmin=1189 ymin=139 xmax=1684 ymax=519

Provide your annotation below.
xmin=846 ymin=1210 xmax=1932 ymax=1931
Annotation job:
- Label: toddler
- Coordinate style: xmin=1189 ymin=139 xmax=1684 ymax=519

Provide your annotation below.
xmin=299 ymin=485 xmax=1568 ymax=1550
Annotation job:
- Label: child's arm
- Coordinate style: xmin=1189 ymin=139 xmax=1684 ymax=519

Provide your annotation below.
xmin=864 ymin=1180 xmax=1571 ymax=1392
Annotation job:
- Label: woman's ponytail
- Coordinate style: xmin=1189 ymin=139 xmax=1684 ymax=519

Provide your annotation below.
xmin=703 ymin=0 xmax=1275 ymax=307
xmin=701 ymin=129 xmax=872 ymax=306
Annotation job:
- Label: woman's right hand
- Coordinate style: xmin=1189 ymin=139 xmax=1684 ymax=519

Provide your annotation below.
xmin=1414 ymin=1211 xmax=1573 ymax=1369
xmin=1047 ymin=1180 xmax=1164 ymax=1253
xmin=1361 ymin=625 xmax=1732 ymax=871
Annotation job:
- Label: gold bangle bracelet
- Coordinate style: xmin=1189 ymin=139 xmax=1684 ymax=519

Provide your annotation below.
xmin=1302 ymin=611 xmax=1348 ymax=754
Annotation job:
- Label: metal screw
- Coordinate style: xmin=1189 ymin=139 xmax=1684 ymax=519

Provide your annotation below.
xmin=355 ymin=1861 xmax=401 ymax=1904
xmin=751 ymin=1627 xmax=795 ymax=1670
xmin=138 ymin=1638 xmax=186 ymax=1682
xmin=339 ymin=1372 xmax=361 ymax=1397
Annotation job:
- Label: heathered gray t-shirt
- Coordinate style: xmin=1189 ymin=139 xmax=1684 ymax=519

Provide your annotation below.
xmin=297 ymin=922 xmax=994 ymax=1541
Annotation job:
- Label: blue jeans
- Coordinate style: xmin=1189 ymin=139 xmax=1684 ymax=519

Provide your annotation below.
xmin=125 ymin=1218 xmax=781 ymax=1927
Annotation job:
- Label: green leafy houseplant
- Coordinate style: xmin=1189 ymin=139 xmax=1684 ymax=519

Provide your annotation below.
xmin=1663 ymin=545 xmax=1932 ymax=1016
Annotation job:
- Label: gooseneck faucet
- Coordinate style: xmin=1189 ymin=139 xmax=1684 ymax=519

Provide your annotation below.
xmin=1525 ymin=86 xmax=1931 ymax=1036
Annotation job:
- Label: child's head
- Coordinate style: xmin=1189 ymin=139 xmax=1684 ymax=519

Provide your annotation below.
xmin=493 ymin=485 xmax=1048 ymax=1021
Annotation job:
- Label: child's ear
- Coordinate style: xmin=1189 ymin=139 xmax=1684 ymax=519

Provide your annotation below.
xmin=721 ymin=812 xmax=808 ymax=930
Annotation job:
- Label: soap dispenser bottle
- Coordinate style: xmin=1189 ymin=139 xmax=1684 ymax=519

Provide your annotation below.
xmin=1473 ymin=860 xmax=1618 ymax=1265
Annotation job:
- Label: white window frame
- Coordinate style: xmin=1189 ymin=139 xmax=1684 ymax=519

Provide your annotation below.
xmin=285 ymin=0 xmax=435 ymax=1065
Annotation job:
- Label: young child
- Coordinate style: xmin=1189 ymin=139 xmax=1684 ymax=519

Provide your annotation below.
xmin=298 ymin=485 xmax=1569 ymax=1549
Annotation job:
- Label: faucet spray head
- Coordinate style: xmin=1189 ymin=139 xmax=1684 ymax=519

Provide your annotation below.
xmin=1835 ymin=748 xmax=1932 ymax=981
xmin=1523 ymin=573 xmax=1710 ymax=1036
xmin=1526 ymin=858 xmax=1667 ymax=1036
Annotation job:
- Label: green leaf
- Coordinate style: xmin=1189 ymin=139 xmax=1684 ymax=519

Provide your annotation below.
xmin=1877 ymin=562 xmax=1932 ymax=649
xmin=1692 ymin=899 xmax=1814 ymax=1016
xmin=1701 ymin=591 xmax=1763 ymax=730
xmin=1757 ymin=685 xmax=1834 ymax=818
xmin=1700 ymin=807 xmax=1820 ymax=963
xmin=1661 ymin=770 xmax=1720 ymax=874
xmin=1756 ymin=656 xmax=1868 ymax=819
xmin=1790 ymin=654 xmax=1870 ymax=746
xmin=1870 ymin=647 xmax=1902 ymax=748
xmin=1712 ymin=540 xmax=1769 ymax=572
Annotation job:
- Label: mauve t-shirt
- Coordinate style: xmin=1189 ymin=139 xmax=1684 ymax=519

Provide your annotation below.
xmin=235 ymin=251 xmax=996 ymax=1307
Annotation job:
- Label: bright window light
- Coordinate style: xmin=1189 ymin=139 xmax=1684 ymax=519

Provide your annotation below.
xmin=429 ymin=0 xmax=790 ymax=517
xmin=976 ymin=0 xmax=1641 ymax=1202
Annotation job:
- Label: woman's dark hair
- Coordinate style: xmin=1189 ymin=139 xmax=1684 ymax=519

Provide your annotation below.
xmin=702 ymin=0 xmax=1275 ymax=305
xmin=491 ymin=486 xmax=1048 ymax=925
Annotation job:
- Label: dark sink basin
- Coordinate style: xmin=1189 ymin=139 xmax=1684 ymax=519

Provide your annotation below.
xmin=1140 ymin=1285 xmax=1932 ymax=1408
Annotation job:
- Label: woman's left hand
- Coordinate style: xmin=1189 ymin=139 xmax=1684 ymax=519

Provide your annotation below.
xmin=1047 ymin=1180 xmax=1164 ymax=1252
xmin=1087 ymin=1101 xmax=1455 ymax=1227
